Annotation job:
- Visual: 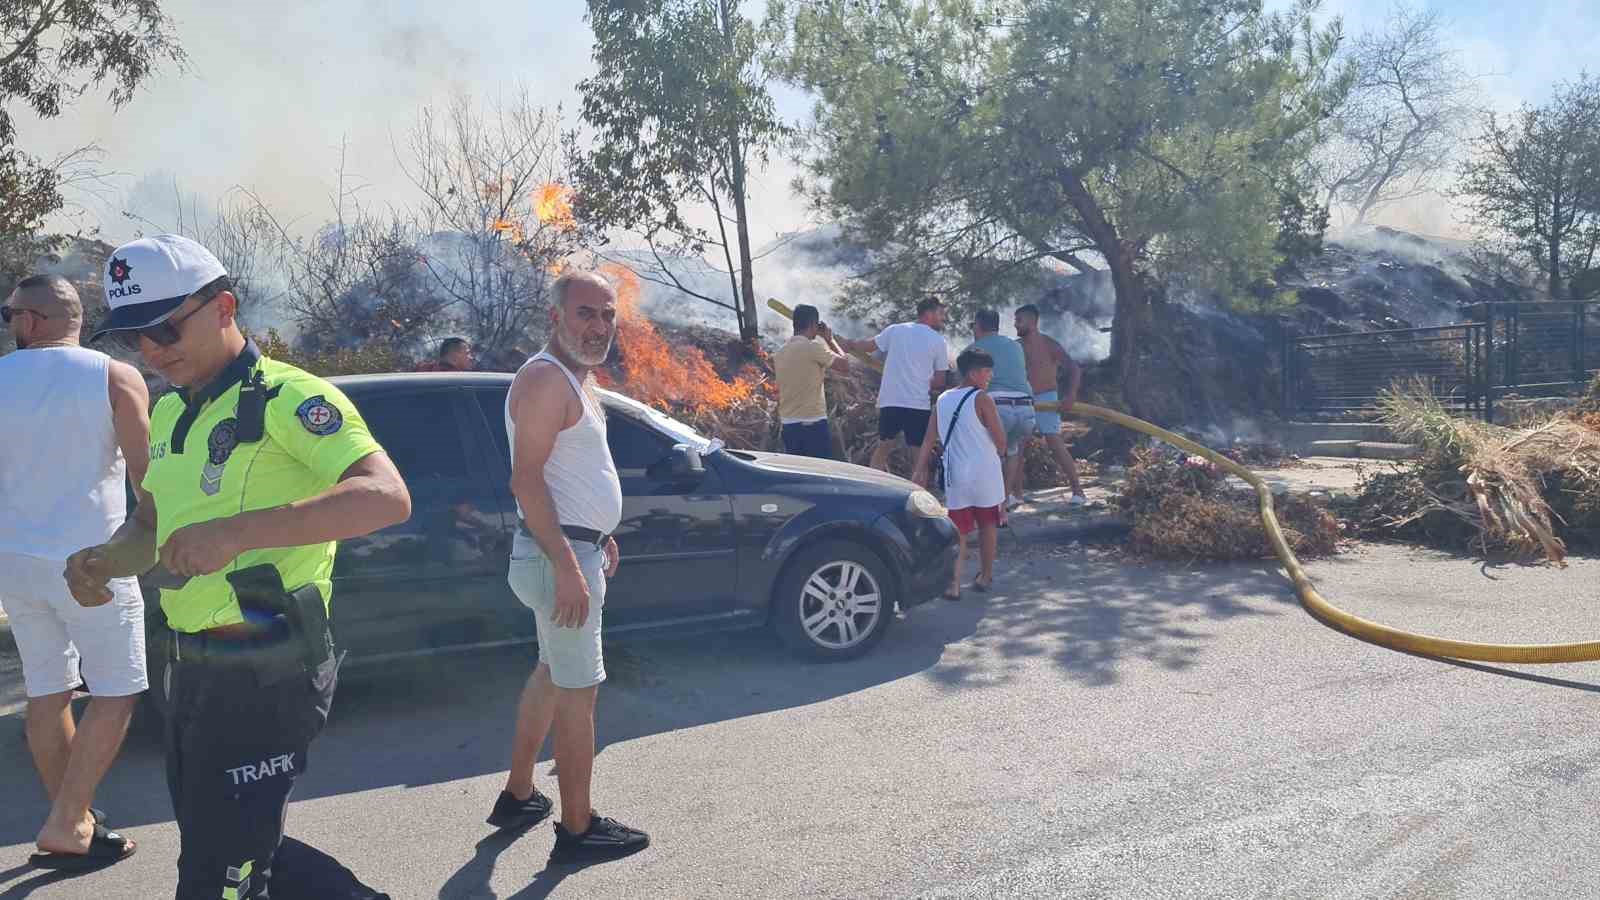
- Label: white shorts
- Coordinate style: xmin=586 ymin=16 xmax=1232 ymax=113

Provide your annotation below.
xmin=0 ymin=552 xmax=148 ymax=699
xmin=506 ymin=536 xmax=607 ymax=690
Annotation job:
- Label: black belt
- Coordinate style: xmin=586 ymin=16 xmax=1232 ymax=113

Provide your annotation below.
xmin=991 ymin=396 xmax=1034 ymax=406
xmin=519 ymin=522 xmax=610 ymax=548
xmin=169 ymin=618 xmax=300 ymax=669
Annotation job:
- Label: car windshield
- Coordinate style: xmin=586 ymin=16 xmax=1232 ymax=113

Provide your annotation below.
xmin=598 ymin=388 xmax=724 ymax=455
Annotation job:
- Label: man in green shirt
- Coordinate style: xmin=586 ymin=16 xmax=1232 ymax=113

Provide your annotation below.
xmin=64 ymin=234 xmax=411 ymax=899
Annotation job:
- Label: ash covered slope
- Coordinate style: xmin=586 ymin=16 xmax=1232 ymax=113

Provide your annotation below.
xmin=1095 ymin=226 xmax=1516 ymax=441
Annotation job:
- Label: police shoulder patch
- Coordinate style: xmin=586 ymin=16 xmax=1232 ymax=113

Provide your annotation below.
xmin=294 ymin=395 xmax=343 ymax=436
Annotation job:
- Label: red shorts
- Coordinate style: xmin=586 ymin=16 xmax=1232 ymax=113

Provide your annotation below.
xmin=948 ymin=505 xmax=1001 ymax=535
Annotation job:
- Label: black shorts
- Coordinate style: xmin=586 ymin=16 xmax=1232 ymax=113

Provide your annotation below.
xmin=877 ymin=406 xmax=932 ymax=447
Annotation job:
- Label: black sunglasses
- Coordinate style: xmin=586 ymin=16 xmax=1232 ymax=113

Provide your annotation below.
xmin=113 ymin=287 xmax=222 ymax=351
xmin=1 ymin=306 xmax=48 ymax=324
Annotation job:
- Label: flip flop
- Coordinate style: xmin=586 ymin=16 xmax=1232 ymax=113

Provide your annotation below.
xmin=942 ymin=589 xmax=962 ymax=602
xmin=28 ymin=824 xmax=136 ymax=872
xmin=972 ymin=580 xmax=991 ymax=593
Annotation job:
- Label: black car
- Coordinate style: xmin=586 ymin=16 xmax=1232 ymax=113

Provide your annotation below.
xmin=145 ymin=372 xmax=958 ymax=663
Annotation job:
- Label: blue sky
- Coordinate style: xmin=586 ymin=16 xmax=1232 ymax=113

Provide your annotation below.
xmin=22 ymin=0 xmax=1598 ymax=244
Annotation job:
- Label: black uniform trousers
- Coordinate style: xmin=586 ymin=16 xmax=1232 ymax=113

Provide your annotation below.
xmin=163 ymin=623 xmax=382 ymax=899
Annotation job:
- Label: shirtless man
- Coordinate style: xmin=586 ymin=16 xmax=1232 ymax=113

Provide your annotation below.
xmin=1015 ymin=304 xmax=1086 ymax=506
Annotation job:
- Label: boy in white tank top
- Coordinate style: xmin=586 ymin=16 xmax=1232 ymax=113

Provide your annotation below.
xmin=1 ymin=275 xmax=149 ymax=870
xmin=913 ymin=347 xmax=1008 ymax=600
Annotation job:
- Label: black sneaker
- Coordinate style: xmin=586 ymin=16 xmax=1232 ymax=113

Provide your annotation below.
xmin=486 ymin=789 xmax=554 ymax=830
xmin=549 ymin=813 xmax=649 ymax=863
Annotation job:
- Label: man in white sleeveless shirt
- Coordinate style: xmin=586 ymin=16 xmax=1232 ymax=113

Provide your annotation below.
xmin=490 ymin=269 xmax=649 ymax=865
xmin=1 ymin=274 xmax=150 ymax=871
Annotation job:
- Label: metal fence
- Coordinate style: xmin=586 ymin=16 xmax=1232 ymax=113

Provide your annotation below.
xmin=1283 ymin=301 xmax=1598 ymax=420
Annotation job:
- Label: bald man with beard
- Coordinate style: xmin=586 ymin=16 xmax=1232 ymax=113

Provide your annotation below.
xmin=493 ymin=270 xmax=649 ymax=867
xmin=1 ymin=274 xmax=151 ymax=871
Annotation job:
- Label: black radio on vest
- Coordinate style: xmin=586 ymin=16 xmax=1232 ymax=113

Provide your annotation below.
xmin=234 ymin=369 xmax=268 ymax=443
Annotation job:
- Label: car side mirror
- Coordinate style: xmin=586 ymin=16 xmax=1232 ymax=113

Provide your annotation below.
xmin=650 ymin=443 xmax=705 ymax=482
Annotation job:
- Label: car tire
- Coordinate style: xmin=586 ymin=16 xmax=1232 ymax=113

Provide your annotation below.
xmin=773 ymin=539 xmax=896 ymax=661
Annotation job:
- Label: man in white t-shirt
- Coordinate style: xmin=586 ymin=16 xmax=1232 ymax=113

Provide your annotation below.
xmin=838 ymin=296 xmax=951 ymax=472
xmin=1 ymin=274 xmax=150 ymax=871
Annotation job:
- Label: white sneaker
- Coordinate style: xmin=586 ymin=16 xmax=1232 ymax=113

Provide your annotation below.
xmin=1068 ymin=494 xmax=1088 ymax=507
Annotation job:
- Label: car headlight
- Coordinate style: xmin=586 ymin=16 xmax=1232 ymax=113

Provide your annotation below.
xmin=906 ymin=490 xmax=947 ymax=519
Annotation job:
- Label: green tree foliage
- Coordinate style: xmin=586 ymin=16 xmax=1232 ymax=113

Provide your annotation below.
xmin=0 ymin=148 xmax=63 ymax=279
xmin=0 ymin=0 xmax=184 ymax=145
xmin=1455 ymin=74 xmax=1600 ymax=301
xmin=766 ymin=0 xmax=1350 ymax=406
xmin=0 ymin=0 xmax=184 ymax=274
xmin=574 ymin=0 xmax=787 ymax=342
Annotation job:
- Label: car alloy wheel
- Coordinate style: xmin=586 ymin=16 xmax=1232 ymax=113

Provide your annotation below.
xmin=797 ymin=559 xmax=884 ymax=651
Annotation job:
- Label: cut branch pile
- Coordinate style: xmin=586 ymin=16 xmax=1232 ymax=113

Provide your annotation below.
xmin=1338 ymin=377 xmax=1600 ymax=565
xmin=1115 ymin=447 xmax=1341 ymax=561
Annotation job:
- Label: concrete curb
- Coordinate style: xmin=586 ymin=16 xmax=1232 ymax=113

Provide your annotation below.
xmin=1001 ymin=509 xmax=1132 ymax=544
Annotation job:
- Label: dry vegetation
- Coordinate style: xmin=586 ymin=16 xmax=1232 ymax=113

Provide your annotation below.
xmin=1337 ymin=376 xmax=1600 ymax=563
xmin=1115 ymin=448 xmax=1341 ymax=561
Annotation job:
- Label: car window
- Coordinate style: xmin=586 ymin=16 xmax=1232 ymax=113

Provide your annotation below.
xmin=474 ymin=388 xmax=510 ymax=465
xmin=606 ymin=411 xmax=671 ymax=470
xmin=338 ymin=390 xmax=502 ymax=576
xmin=361 ymin=391 xmax=470 ymax=479
xmin=600 ymin=388 xmax=720 ymax=454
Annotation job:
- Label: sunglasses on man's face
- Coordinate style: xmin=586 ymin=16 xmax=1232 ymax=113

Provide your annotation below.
xmin=1 ymin=306 xmax=47 ymax=324
xmin=112 ymin=290 xmax=220 ymax=352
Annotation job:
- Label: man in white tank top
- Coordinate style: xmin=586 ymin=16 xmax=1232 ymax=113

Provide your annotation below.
xmin=492 ymin=269 xmax=649 ymax=864
xmin=1 ymin=274 xmax=150 ymax=870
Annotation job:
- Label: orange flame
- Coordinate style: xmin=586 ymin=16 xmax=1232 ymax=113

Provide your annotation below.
xmin=595 ymin=263 xmax=764 ymax=415
xmin=534 ymin=183 xmax=576 ymax=230
xmin=489 ymin=217 xmax=524 ymax=243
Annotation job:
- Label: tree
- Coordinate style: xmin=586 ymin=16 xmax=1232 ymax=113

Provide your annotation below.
xmin=399 ymin=89 xmax=581 ymax=358
xmin=1314 ymin=3 xmax=1477 ymax=225
xmin=238 ymin=155 xmax=446 ymax=354
xmin=767 ymin=0 xmax=1350 ymax=406
xmin=119 ymin=178 xmax=288 ymax=322
xmin=0 ymin=146 xmax=64 ymax=278
xmin=1456 ymin=74 xmax=1600 ymax=301
xmin=0 ymin=0 xmax=184 ymax=244
xmin=574 ymin=0 xmax=788 ymax=343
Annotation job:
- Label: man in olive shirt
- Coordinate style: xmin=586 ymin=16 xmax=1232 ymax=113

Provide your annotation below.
xmin=65 ymin=234 xmax=411 ymax=898
xmin=773 ymin=304 xmax=851 ymax=458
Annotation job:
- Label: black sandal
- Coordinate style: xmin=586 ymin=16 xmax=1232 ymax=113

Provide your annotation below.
xmin=28 ymin=824 xmax=137 ymax=872
xmin=972 ymin=580 xmax=991 ymax=593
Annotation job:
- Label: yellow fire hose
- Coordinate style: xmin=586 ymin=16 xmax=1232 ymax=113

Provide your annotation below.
xmin=767 ymin=297 xmax=1600 ymax=664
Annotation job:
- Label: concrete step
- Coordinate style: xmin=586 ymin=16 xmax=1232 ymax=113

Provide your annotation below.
xmin=1356 ymin=441 xmax=1422 ymax=460
xmin=1280 ymin=422 xmax=1396 ymax=454
xmin=1307 ymin=440 xmax=1363 ymax=457
xmin=1306 ymin=439 xmax=1420 ymax=460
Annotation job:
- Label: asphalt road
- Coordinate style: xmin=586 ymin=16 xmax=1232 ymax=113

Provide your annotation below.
xmin=3 ymin=543 xmax=1600 ymax=899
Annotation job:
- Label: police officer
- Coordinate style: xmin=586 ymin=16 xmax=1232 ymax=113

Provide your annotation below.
xmin=63 ymin=234 xmax=412 ymax=898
